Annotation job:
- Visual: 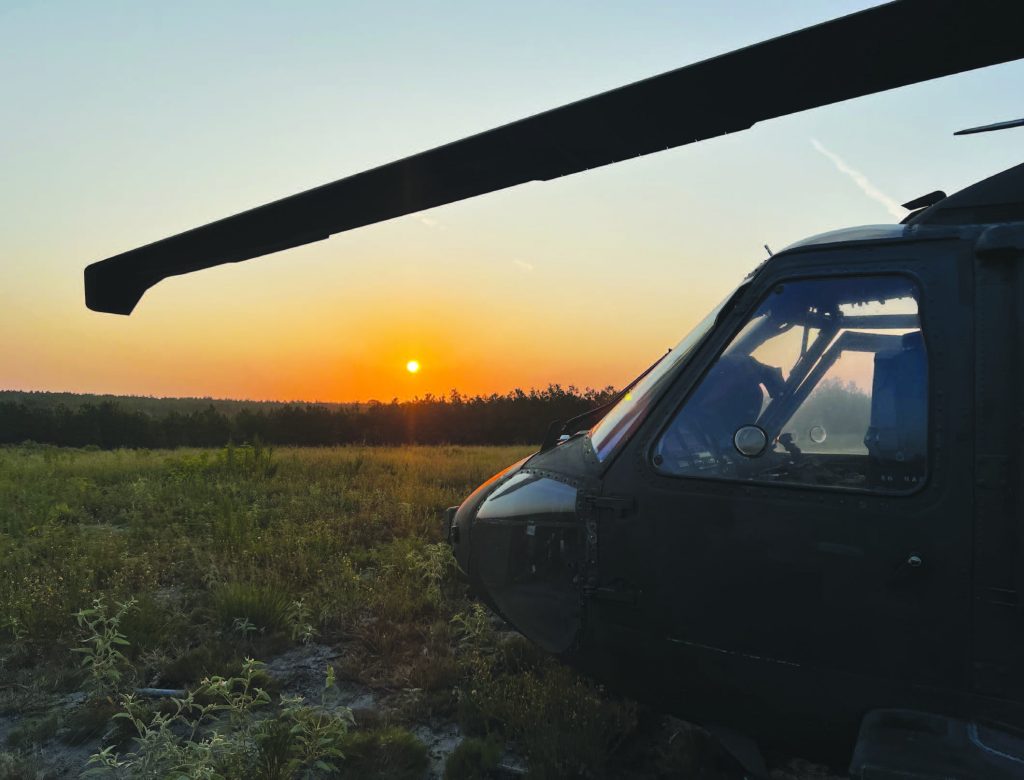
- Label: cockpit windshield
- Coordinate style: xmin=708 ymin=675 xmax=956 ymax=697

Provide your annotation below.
xmin=589 ymin=287 xmax=741 ymax=462
xmin=652 ymin=275 xmax=927 ymax=492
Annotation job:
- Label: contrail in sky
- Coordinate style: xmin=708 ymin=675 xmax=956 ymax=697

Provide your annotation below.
xmin=811 ymin=138 xmax=905 ymax=220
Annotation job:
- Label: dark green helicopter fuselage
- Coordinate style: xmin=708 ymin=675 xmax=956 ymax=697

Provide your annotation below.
xmin=447 ymin=196 xmax=1024 ymax=761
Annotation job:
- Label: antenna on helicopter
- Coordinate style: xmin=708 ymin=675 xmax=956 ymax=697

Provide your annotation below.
xmin=954 ymin=117 xmax=1024 ymax=135
xmin=901 ymin=191 xmax=947 ymax=210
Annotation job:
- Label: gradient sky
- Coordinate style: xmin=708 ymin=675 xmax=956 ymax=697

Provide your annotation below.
xmin=2 ymin=1 xmax=1022 ymax=402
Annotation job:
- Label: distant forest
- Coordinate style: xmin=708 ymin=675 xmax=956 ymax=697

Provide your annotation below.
xmin=0 ymin=387 xmax=616 ymax=448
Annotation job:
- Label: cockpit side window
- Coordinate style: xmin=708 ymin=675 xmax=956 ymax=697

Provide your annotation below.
xmin=652 ymin=275 xmax=927 ymax=493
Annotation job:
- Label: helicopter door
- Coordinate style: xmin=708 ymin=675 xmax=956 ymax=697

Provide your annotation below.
xmin=970 ymin=233 xmax=1024 ymax=702
xmin=598 ymin=259 xmax=973 ymax=717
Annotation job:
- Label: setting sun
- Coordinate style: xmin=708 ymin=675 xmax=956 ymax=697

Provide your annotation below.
xmin=406 ymin=360 xmax=421 ymax=374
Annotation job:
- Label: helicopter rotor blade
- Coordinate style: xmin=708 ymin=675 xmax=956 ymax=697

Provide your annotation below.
xmin=85 ymin=0 xmax=1024 ymax=314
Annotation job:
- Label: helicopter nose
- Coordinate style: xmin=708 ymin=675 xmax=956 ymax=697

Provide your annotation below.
xmin=446 ymin=468 xmax=585 ymax=654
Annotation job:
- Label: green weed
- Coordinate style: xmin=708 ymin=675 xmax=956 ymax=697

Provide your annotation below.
xmin=450 ymin=603 xmax=494 ymax=649
xmin=271 ymin=666 xmax=355 ymax=778
xmin=72 ymin=597 xmax=137 ymax=698
xmin=285 ymin=598 xmax=318 ymax=645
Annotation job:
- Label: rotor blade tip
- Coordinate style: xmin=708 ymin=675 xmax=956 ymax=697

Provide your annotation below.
xmin=84 ymin=262 xmax=146 ymax=315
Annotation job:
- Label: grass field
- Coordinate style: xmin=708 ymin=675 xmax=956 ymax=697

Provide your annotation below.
xmin=0 ymin=444 xmax=832 ymax=779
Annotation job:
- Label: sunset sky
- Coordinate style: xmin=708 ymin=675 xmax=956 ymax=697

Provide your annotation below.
xmin=2 ymin=1 xmax=1022 ymax=402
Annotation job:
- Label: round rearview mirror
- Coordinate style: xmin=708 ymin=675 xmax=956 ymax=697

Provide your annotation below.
xmin=809 ymin=425 xmax=827 ymax=444
xmin=733 ymin=425 xmax=768 ymax=457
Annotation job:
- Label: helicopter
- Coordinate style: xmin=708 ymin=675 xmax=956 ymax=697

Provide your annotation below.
xmin=84 ymin=1 xmax=1024 ymax=776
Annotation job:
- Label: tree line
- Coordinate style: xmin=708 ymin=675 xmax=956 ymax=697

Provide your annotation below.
xmin=0 ymin=386 xmax=616 ymax=448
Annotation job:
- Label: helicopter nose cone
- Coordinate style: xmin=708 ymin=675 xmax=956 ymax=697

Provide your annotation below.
xmin=450 ymin=468 xmax=585 ymax=654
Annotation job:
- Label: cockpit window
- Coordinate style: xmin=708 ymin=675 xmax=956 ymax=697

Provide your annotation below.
xmin=590 ymin=288 xmax=739 ymax=462
xmin=652 ymin=275 xmax=927 ymax=493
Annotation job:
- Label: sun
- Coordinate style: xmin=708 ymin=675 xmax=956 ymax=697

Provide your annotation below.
xmin=405 ymin=360 xmax=421 ymax=374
